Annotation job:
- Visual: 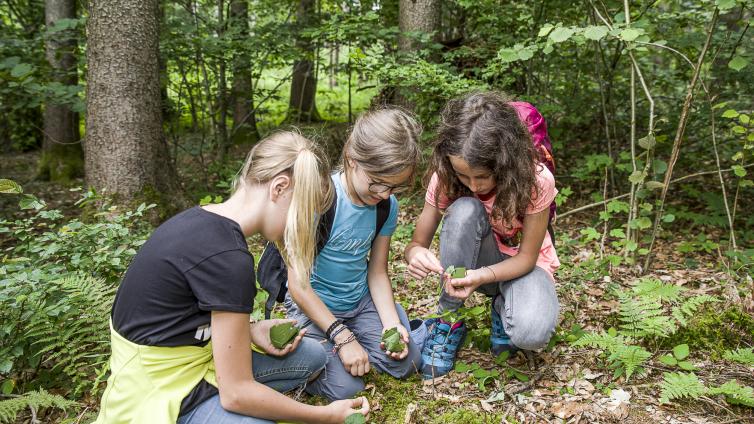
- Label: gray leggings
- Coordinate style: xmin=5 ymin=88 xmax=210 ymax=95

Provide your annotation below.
xmin=285 ymin=292 xmax=422 ymax=401
xmin=438 ymin=197 xmax=560 ymax=351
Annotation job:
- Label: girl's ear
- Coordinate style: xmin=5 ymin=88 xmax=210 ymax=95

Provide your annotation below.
xmin=269 ymin=174 xmax=291 ymax=201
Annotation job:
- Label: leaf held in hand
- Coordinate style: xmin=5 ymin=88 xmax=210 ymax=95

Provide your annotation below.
xmin=345 ymin=412 xmax=366 ymax=424
xmin=382 ymin=327 xmax=405 ymax=352
xmin=445 ymin=265 xmax=466 ymax=279
xmin=269 ymin=322 xmax=299 ymax=349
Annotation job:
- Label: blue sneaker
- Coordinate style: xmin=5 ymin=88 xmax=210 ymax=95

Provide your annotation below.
xmin=420 ymin=318 xmax=466 ymax=379
xmin=491 ymin=295 xmax=518 ymax=357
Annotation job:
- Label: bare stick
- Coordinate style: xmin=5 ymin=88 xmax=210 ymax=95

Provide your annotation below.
xmin=644 ymin=8 xmax=719 ymax=272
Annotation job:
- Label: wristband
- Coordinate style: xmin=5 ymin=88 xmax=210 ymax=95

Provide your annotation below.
xmin=330 ymin=324 xmax=348 ymax=342
xmin=325 ymin=319 xmax=343 ymax=339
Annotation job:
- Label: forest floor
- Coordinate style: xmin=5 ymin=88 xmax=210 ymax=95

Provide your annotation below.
xmin=2 ymin=150 xmax=753 ymax=424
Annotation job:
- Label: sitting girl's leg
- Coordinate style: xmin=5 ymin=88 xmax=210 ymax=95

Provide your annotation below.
xmin=178 ymin=338 xmax=327 ymax=424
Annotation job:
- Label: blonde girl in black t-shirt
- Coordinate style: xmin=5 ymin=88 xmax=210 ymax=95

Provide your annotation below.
xmin=96 ymin=132 xmax=370 ymax=424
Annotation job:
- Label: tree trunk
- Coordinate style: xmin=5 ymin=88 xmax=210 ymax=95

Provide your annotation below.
xmin=85 ymin=0 xmax=184 ymax=207
xmin=215 ymin=0 xmax=230 ymax=163
xmin=287 ymin=0 xmax=320 ymax=123
xmin=39 ymin=0 xmax=83 ymax=182
xmin=398 ymin=0 xmax=440 ymax=53
xmin=230 ymin=0 xmax=259 ymax=145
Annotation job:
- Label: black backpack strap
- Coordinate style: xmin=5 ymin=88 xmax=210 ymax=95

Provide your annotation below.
xmin=374 ymin=198 xmax=391 ymax=240
xmin=317 ymin=189 xmax=338 ymax=252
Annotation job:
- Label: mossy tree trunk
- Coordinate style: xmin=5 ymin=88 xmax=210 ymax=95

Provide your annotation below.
xmin=287 ymin=0 xmax=320 ymax=123
xmin=85 ymin=0 xmax=184 ymax=208
xmin=39 ymin=0 xmax=83 ymax=182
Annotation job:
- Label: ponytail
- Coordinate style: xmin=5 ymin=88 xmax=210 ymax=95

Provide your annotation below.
xmin=236 ymin=131 xmax=333 ymax=284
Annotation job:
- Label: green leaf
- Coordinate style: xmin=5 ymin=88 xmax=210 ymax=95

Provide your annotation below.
xmin=662 ymin=214 xmax=675 ymax=223
xmin=345 ymin=413 xmax=366 ymax=424
xmin=645 ymin=181 xmax=665 ymax=190
xmin=381 ymin=327 xmax=405 ymax=352
xmin=629 ymin=217 xmax=652 ymax=230
xmin=620 ymin=28 xmax=642 ymax=42
xmin=716 ymin=0 xmax=738 ymax=12
xmin=1 ymin=379 xmax=15 ymax=395
xmin=549 ymin=27 xmax=575 ymax=43
xmin=628 ymin=170 xmax=647 ymax=184
xmin=732 ymin=165 xmax=747 ymax=177
xmin=269 ymin=322 xmax=299 ymax=349
xmin=538 ymin=24 xmax=554 ymax=37
xmin=739 ymin=114 xmax=750 ymax=124
xmin=732 ymin=125 xmax=747 ymax=134
xmin=10 ymin=63 xmax=33 ymax=78
xmin=583 ymin=25 xmax=609 ymax=41
xmin=455 ymin=361 xmax=470 ymax=372
xmin=638 ymin=134 xmax=656 ymax=150
xmin=19 ymin=195 xmax=45 ymax=210
xmin=512 ymin=370 xmax=530 ymax=382
xmin=673 ymin=344 xmax=690 ymax=360
xmin=659 ymin=355 xmax=678 ymax=366
xmin=678 ymin=361 xmax=696 ymax=371
xmin=728 ymin=56 xmax=748 ymax=72
xmin=517 ymin=48 xmax=534 ymax=61
xmin=0 ymin=179 xmax=23 ymax=194
xmin=721 ymin=109 xmax=740 ymax=118
xmin=498 ymin=48 xmax=519 ymax=63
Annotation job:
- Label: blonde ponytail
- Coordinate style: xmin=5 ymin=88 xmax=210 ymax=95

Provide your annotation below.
xmin=236 ymin=131 xmax=333 ymax=283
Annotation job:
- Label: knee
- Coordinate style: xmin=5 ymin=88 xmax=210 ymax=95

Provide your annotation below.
xmin=323 ymin=375 xmax=365 ymax=401
xmin=509 ymin=320 xmax=556 ymax=351
xmin=297 ymin=338 xmax=328 ymax=376
xmin=444 ymin=197 xmax=486 ymax=225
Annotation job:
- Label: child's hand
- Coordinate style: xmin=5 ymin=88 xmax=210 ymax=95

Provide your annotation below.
xmin=444 ymin=269 xmax=486 ymax=300
xmin=380 ymin=324 xmax=410 ymax=360
xmin=337 ymin=333 xmax=371 ymax=377
xmin=406 ymin=246 xmax=443 ymax=280
xmin=250 ymin=319 xmax=306 ymax=356
xmin=326 ymin=396 xmax=370 ymax=423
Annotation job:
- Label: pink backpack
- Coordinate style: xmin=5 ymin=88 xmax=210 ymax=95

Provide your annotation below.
xmin=509 ymin=101 xmax=557 ymax=226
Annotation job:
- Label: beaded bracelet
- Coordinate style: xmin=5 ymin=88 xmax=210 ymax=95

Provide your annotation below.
xmin=325 ymin=319 xmax=343 ymax=339
xmin=329 ymin=323 xmax=349 ymax=342
xmin=332 ymin=333 xmax=356 ymax=353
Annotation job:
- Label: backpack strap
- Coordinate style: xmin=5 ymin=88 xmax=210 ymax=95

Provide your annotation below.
xmin=374 ymin=198 xmax=390 ymax=240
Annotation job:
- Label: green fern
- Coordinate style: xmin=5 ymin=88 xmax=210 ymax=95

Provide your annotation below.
xmin=709 ymin=380 xmax=754 ymax=408
xmin=25 ymin=273 xmax=115 ymax=396
xmin=632 ymin=278 xmax=684 ymax=302
xmin=671 ymin=295 xmax=719 ymax=327
xmin=617 ymin=293 xmax=676 ymax=338
xmin=572 ymin=331 xmax=629 ymax=351
xmin=659 ymin=372 xmax=707 ymax=404
xmin=608 ymin=344 xmax=651 ymax=380
xmin=723 ymin=348 xmax=754 ymax=366
xmin=0 ymin=389 xmax=76 ymax=424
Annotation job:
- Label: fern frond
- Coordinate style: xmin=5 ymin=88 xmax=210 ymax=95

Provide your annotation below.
xmin=659 ymin=372 xmax=707 ymax=404
xmin=674 ymin=295 xmax=719 ymax=326
xmin=571 ymin=331 xmax=629 ymax=351
xmin=617 ymin=294 xmax=676 ymax=338
xmin=608 ymin=345 xmax=650 ymax=380
xmin=709 ymin=380 xmax=754 ymax=408
xmin=0 ymin=389 xmax=76 ymax=424
xmin=632 ymin=278 xmax=684 ymax=302
xmin=723 ymin=348 xmax=754 ymax=366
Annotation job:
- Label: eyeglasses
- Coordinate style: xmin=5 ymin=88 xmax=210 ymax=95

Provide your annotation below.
xmin=368 ymin=181 xmax=411 ymax=194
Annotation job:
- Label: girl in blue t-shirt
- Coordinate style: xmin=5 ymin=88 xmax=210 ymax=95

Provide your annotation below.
xmin=286 ymin=108 xmax=423 ymax=400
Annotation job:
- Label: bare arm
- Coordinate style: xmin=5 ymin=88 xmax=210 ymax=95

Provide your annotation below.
xmin=210 ymin=311 xmax=368 ymax=423
xmin=367 ymin=235 xmax=409 ymax=359
xmin=404 ymin=201 xmax=444 ymax=279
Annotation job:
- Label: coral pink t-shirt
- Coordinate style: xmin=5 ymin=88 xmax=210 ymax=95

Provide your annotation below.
xmin=425 ymin=166 xmax=560 ymax=280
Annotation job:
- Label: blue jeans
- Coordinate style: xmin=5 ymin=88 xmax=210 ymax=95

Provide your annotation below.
xmin=438 ymin=197 xmax=560 ymax=351
xmin=285 ymin=292 xmax=423 ymax=401
xmin=177 ymin=337 xmax=327 ymax=424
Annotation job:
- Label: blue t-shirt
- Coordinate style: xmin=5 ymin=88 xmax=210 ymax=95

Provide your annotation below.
xmin=310 ymin=173 xmax=398 ymax=311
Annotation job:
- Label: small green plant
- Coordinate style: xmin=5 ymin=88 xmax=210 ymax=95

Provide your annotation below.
xmin=454 ymin=361 xmax=501 ymax=391
xmin=381 ymin=327 xmax=405 ymax=353
xmin=723 ymin=347 xmax=754 ymax=366
xmin=0 ymin=389 xmax=76 ymax=424
xmin=658 ymin=344 xmax=696 ymax=371
xmin=344 ymin=412 xmax=366 ymax=424
xmin=660 ymin=372 xmax=754 ymax=408
xmin=494 ymin=351 xmax=530 ymax=382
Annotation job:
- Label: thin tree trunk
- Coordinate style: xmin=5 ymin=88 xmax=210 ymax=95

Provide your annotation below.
xmin=39 ymin=0 xmax=83 ymax=182
xmin=85 ymin=0 xmax=185 ymax=207
xmin=230 ymin=0 xmax=259 ymax=145
xmin=288 ymin=0 xmax=320 ymax=123
xmin=215 ymin=0 xmax=230 ymax=162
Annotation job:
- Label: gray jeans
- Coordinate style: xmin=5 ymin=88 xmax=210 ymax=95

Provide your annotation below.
xmin=285 ymin=292 xmax=422 ymax=401
xmin=438 ymin=197 xmax=560 ymax=351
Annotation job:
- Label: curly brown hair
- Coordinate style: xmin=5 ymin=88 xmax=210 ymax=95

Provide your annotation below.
xmin=426 ymin=91 xmax=540 ymax=224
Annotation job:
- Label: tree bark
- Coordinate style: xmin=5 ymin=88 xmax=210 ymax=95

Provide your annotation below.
xmin=398 ymin=0 xmax=440 ymax=53
xmin=230 ymin=0 xmax=259 ymax=145
xmin=39 ymin=0 xmax=83 ymax=182
xmin=85 ymin=0 xmax=184 ymax=206
xmin=287 ymin=0 xmax=320 ymax=123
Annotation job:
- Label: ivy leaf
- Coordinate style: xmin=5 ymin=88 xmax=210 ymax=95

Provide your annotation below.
xmin=0 ymin=179 xmax=23 ymax=194
xmin=583 ymin=25 xmax=609 ymax=41
xmin=620 ymin=28 xmax=642 ymax=42
xmin=732 ymin=165 xmax=747 ymax=177
xmin=10 ymin=63 xmax=33 ymax=78
xmin=673 ymin=344 xmax=690 ymax=360
xmin=721 ymin=109 xmax=740 ymax=119
xmin=728 ymin=56 xmax=748 ymax=72
xmin=549 ymin=27 xmax=575 ymax=43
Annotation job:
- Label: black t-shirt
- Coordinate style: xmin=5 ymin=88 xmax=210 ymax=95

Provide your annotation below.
xmin=112 ymin=206 xmax=256 ymax=416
